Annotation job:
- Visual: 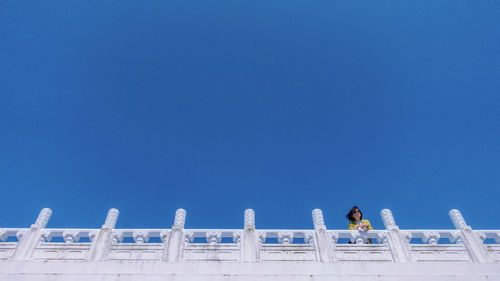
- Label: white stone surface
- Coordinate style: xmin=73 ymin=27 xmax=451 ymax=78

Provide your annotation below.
xmin=0 ymin=260 xmax=499 ymax=281
xmin=1 ymin=208 xmax=499 ymax=280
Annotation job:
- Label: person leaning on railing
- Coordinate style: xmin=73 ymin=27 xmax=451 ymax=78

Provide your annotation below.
xmin=346 ymin=206 xmax=373 ymax=243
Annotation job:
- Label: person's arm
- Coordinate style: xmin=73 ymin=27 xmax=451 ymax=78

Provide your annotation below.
xmin=348 ymin=222 xmax=355 ymax=230
xmin=365 ymin=219 xmax=373 ymax=230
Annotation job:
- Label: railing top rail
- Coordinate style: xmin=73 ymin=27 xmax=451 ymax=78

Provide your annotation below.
xmin=43 ymin=228 xmax=99 ymax=231
xmin=0 ymin=228 xmax=29 ymax=231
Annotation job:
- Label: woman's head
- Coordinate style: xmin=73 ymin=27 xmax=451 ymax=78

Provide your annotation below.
xmin=346 ymin=206 xmax=362 ymax=222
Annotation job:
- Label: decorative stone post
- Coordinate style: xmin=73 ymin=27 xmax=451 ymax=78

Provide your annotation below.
xmin=380 ymin=209 xmax=412 ymax=263
xmin=11 ymin=208 xmax=52 ymax=261
xmin=241 ymin=209 xmax=258 ymax=262
xmin=163 ymin=208 xmax=186 ymax=262
xmin=449 ymin=209 xmax=491 ymax=263
xmin=312 ymin=209 xmax=335 ymax=262
xmin=88 ymin=208 xmax=119 ymax=261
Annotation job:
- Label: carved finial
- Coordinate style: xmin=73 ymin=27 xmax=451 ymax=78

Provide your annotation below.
xmin=102 ymin=208 xmax=119 ymax=229
xmin=34 ymin=208 xmax=52 ymax=229
xmin=312 ymin=209 xmax=325 ymax=229
xmin=449 ymin=209 xmax=467 ymax=230
xmin=173 ymin=208 xmax=186 ymax=230
xmin=244 ymin=209 xmax=255 ymax=231
xmin=380 ymin=209 xmax=397 ymax=230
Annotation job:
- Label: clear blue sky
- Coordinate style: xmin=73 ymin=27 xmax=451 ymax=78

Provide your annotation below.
xmin=1 ymin=0 xmax=499 ymax=231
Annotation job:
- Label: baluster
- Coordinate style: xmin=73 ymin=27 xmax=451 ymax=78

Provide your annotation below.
xmin=422 ymin=231 xmax=440 ymax=244
xmin=233 ymin=232 xmax=241 ymax=244
xmin=258 ymin=232 xmax=266 ymax=244
xmin=39 ymin=230 xmax=52 ymax=242
xmin=350 ymin=230 xmax=366 ymax=244
xmin=304 ymin=233 xmax=314 ymax=245
xmin=63 ymin=230 xmax=80 ymax=243
xmin=377 ymin=232 xmax=389 ymax=244
xmin=112 ymin=230 xmax=123 ymax=243
xmin=133 ymin=231 xmax=149 ymax=243
xmin=476 ymin=231 xmax=486 ymax=243
xmin=330 ymin=232 xmax=339 ymax=244
xmin=88 ymin=230 xmax=98 ymax=242
xmin=278 ymin=231 xmax=293 ymax=244
xmin=160 ymin=230 xmax=170 ymax=243
xmin=449 ymin=231 xmax=463 ymax=245
xmin=184 ymin=231 xmax=194 ymax=243
xmin=16 ymin=230 xmax=27 ymax=242
xmin=0 ymin=229 xmax=8 ymax=242
xmin=206 ymin=231 xmax=222 ymax=244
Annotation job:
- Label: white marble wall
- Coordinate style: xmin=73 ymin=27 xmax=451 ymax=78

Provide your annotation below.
xmin=0 ymin=208 xmax=499 ymax=265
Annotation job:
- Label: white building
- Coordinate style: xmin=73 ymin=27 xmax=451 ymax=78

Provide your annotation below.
xmin=0 ymin=208 xmax=499 ymax=280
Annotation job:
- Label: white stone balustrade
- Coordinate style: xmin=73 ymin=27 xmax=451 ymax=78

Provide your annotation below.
xmin=256 ymin=230 xmax=314 ymax=244
xmin=105 ymin=229 xmax=169 ymax=243
xmin=0 ymin=208 xmax=499 ymax=264
xmin=184 ymin=229 xmax=242 ymax=243
xmin=477 ymin=231 xmax=500 ymax=243
xmin=0 ymin=229 xmax=24 ymax=242
xmin=328 ymin=229 xmax=386 ymax=242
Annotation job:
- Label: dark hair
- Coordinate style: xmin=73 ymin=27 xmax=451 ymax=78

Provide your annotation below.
xmin=346 ymin=206 xmax=363 ymax=222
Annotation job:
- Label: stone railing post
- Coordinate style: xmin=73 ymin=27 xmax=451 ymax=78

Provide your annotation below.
xmin=88 ymin=208 xmax=119 ymax=261
xmin=11 ymin=208 xmax=52 ymax=261
xmin=449 ymin=209 xmax=491 ymax=263
xmin=380 ymin=209 xmax=412 ymax=263
xmin=241 ymin=209 xmax=258 ymax=262
xmin=163 ymin=208 xmax=186 ymax=262
xmin=312 ymin=209 xmax=335 ymax=262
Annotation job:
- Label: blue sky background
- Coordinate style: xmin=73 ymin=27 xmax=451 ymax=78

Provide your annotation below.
xmin=1 ymin=0 xmax=499 ymax=231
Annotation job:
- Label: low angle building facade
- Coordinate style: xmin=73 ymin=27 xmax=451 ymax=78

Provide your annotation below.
xmin=0 ymin=208 xmax=499 ymax=280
